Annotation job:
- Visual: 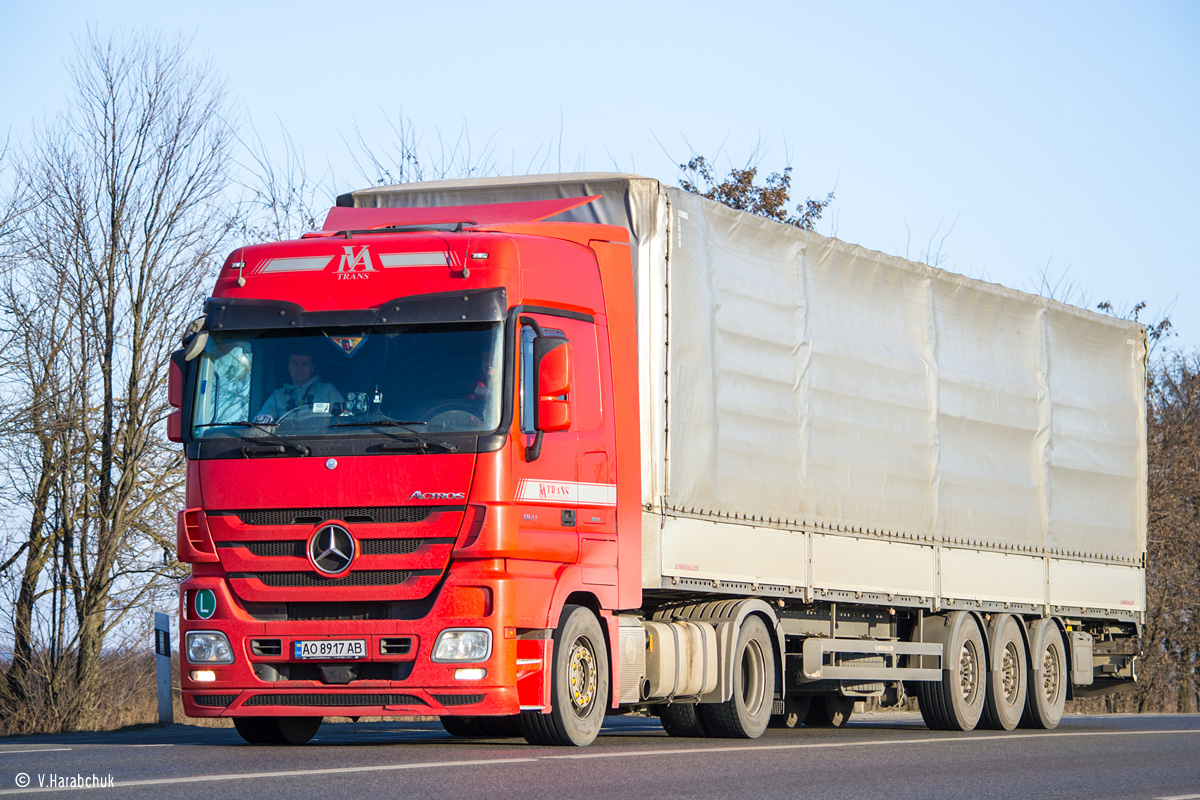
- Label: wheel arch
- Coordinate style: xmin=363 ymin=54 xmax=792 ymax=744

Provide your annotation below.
xmin=554 ymin=591 xmax=617 ymax=708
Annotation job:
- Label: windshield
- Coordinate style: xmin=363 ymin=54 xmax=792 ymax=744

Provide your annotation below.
xmin=190 ymin=322 xmax=503 ymax=440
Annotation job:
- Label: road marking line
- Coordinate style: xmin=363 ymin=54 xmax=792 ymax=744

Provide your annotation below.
xmin=1155 ymin=795 xmax=1200 ymax=800
xmin=0 ymin=749 xmax=72 ymax=755
xmin=0 ymin=728 xmax=1196 ymax=794
xmin=543 ymin=728 xmax=1200 ymax=760
xmin=0 ymin=757 xmax=539 ymax=795
xmin=127 ymin=744 xmax=173 ymax=747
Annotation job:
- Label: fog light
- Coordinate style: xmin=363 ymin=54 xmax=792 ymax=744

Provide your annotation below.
xmin=455 ymin=668 xmax=487 ymax=680
xmin=191 ymin=670 xmax=217 ymax=682
xmin=431 ymin=629 xmax=492 ymax=662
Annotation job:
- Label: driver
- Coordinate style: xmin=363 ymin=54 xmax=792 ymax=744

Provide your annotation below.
xmin=255 ymin=350 xmax=344 ymax=423
xmin=464 ymin=351 xmax=498 ymax=417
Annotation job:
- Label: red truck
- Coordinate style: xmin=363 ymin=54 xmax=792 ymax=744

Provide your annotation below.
xmin=171 ymin=174 xmax=1142 ymax=746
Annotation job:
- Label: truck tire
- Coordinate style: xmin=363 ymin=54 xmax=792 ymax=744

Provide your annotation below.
xmin=698 ymin=615 xmax=775 ymax=739
xmin=980 ymin=616 xmax=1028 ymax=730
xmin=440 ymin=716 xmax=483 ymax=737
xmin=1020 ymin=619 xmax=1067 ymax=730
xmin=520 ymin=605 xmax=609 ymax=746
xmin=804 ymin=694 xmax=854 ymax=727
xmin=916 ymin=611 xmax=986 ymax=731
xmin=769 ymin=695 xmax=812 ymax=728
xmin=441 ymin=716 xmax=523 ymax=737
xmin=660 ymin=703 xmax=709 ymax=737
xmin=234 ymin=716 xmax=321 ymax=745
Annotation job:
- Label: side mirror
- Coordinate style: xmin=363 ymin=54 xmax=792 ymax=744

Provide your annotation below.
xmin=182 ymin=316 xmax=208 ymax=361
xmin=168 ymin=350 xmax=184 ymax=443
xmin=524 ymin=333 xmax=572 ymax=461
xmin=535 ymin=337 xmax=571 ymax=433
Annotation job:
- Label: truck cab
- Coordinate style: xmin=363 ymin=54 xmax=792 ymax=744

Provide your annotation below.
xmin=171 ymin=199 xmax=640 ymax=745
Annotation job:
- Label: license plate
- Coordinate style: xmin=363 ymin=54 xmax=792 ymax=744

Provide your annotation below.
xmin=294 ymin=639 xmax=367 ymax=660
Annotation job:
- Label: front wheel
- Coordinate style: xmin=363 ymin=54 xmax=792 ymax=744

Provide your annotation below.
xmin=441 ymin=715 xmax=523 ymax=738
xmin=520 ymin=605 xmax=609 ymax=746
xmin=233 ymin=716 xmax=321 ymax=745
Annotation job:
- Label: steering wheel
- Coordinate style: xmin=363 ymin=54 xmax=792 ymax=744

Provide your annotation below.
xmin=272 ymin=403 xmax=332 ymax=431
xmin=419 ymin=399 xmax=483 ymax=429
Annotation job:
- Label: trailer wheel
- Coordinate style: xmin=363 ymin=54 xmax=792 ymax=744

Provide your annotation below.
xmin=804 ymin=694 xmax=855 ymax=727
xmin=1020 ymin=619 xmax=1067 ymax=730
xmin=520 ymin=605 xmax=609 ymax=746
xmin=660 ymin=703 xmax=709 ymax=737
xmin=769 ymin=695 xmax=812 ymax=728
xmin=916 ymin=611 xmax=986 ymax=731
xmin=980 ymin=616 xmax=1028 ymax=730
xmin=234 ymin=716 xmax=321 ymax=745
xmin=698 ymin=615 xmax=775 ymax=739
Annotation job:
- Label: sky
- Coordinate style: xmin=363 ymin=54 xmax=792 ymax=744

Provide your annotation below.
xmin=2 ymin=0 xmax=1198 ymax=351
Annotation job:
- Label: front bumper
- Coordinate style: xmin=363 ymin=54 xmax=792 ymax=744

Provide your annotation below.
xmin=179 ymin=564 xmax=544 ymax=718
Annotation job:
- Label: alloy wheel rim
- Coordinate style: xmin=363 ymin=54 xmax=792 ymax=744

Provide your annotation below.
xmin=959 ymin=640 xmax=979 ymax=703
xmin=568 ymin=637 xmax=597 ymax=717
xmin=1042 ymin=644 xmax=1061 ymax=705
xmin=1001 ymin=641 xmax=1021 ymax=705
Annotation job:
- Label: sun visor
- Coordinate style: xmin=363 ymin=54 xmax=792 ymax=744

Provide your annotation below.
xmin=322 ymin=196 xmax=600 ymax=232
xmin=204 ymin=288 xmax=508 ymax=331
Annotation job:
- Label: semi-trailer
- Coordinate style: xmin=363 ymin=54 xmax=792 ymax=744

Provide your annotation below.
xmin=171 ymin=173 xmax=1142 ymax=746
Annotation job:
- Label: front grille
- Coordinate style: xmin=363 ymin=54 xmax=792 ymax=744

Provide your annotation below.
xmin=242 ymin=541 xmax=306 ymax=558
xmin=288 ymin=602 xmax=390 ymax=621
xmin=362 ymin=538 xmax=430 ymax=555
xmin=243 ymin=693 xmax=424 ymax=707
xmin=284 ymin=663 xmax=397 ymax=683
xmin=243 ymin=570 xmax=414 ymax=588
xmin=433 ymin=694 xmax=485 ymax=707
xmin=230 ymin=507 xmax=438 ymax=526
xmin=193 ymin=694 xmax=237 ymax=707
xmin=232 ymin=538 xmax=440 ymax=559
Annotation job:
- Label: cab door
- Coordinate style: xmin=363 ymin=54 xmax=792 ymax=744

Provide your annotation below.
xmin=510 ymin=314 xmax=580 ymax=564
xmin=510 ymin=312 xmax=617 ymax=587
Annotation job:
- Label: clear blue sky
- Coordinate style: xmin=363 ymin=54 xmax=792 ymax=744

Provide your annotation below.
xmin=3 ymin=1 xmax=1197 ymax=350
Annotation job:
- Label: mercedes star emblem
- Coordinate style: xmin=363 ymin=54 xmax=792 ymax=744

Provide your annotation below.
xmin=309 ymin=524 xmax=355 ymax=575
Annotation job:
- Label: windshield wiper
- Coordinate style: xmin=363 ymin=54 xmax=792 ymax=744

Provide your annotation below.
xmin=330 ymin=419 xmax=459 ymax=453
xmin=193 ymin=421 xmax=310 ymax=456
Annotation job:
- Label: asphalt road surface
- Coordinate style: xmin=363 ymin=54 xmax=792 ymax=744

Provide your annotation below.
xmin=1 ymin=712 xmax=1197 ymax=799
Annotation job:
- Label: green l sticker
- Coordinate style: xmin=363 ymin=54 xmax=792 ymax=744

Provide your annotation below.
xmin=194 ymin=588 xmax=216 ymax=620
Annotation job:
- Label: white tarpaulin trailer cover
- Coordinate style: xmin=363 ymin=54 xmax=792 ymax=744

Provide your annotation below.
xmin=339 ymin=174 xmax=1147 ymax=616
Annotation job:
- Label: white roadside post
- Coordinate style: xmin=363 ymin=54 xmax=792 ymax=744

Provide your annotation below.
xmin=154 ymin=611 xmax=174 ymax=725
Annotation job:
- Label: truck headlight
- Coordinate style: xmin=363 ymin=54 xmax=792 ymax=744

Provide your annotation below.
xmin=186 ymin=631 xmax=234 ymax=665
xmin=431 ymin=629 xmax=492 ymax=662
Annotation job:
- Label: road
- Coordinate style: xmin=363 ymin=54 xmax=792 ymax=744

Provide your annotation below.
xmin=0 ymin=712 xmax=1197 ymax=799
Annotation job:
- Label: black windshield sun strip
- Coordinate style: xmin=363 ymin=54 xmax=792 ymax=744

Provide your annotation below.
xmin=329 ymin=419 xmax=458 ymax=452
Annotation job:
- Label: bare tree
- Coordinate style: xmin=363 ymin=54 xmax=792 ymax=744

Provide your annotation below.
xmin=346 ymin=111 xmax=503 ymax=189
xmin=0 ymin=28 xmax=237 ymax=732
xmin=235 ymin=121 xmax=329 ymax=243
